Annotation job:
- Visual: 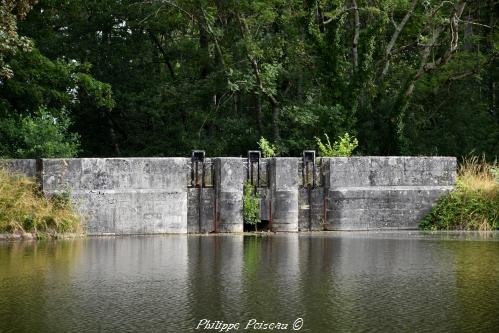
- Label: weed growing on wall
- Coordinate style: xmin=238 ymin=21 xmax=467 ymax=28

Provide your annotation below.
xmin=315 ymin=133 xmax=358 ymax=157
xmin=257 ymin=137 xmax=278 ymax=158
xmin=243 ymin=181 xmax=260 ymax=231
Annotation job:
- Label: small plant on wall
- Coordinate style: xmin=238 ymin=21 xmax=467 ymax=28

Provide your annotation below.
xmin=315 ymin=133 xmax=358 ymax=157
xmin=257 ymin=137 xmax=279 ymax=158
xmin=243 ymin=181 xmax=261 ymax=231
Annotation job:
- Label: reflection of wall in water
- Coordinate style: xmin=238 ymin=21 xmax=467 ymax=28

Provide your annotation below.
xmin=187 ymin=236 xmax=244 ymax=321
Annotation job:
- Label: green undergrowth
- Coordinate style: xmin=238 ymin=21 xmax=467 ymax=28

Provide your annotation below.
xmin=243 ymin=181 xmax=260 ymax=231
xmin=420 ymin=158 xmax=499 ymax=231
xmin=0 ymin=168 xmax=83 ymax=238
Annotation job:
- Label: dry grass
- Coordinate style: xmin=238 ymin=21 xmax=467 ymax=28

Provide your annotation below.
xmin=0 ymin=168 xmax=83 ymax=236
xmin=420 ymin=156 xmax=498 ymax=231
xmin=458 ymin=156 xmax=498 ymax=195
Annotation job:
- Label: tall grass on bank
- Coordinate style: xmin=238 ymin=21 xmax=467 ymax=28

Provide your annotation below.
xmin=0 ymin=169 xmax=82 ymax=236
xmin=420 ymin=157 xmax=499 ymax=231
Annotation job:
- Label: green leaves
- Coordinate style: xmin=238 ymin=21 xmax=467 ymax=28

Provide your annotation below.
xmin=257 ymin=136 xmax=279 ymax=158
xmin=243 ymin=181 xmax=260 ymax=229
xmin=0 ymin=0 xmax=37 ymax=79
xmin=76 ymin=73 xmax=115 ymax=110
xmin=0 ymin=106 xmax=80 ymax=159
xmin=315 ymin=133 xmax=358 ymax=157
xmin=2 ymin=0 xmax=496 ymax=159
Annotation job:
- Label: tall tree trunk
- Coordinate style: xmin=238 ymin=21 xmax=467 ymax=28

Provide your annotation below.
xmin=198 ymin=17 xmax=209 ymax=78
xmin=488 ymin=0 xmax=497 ymax=122
xmin=271 ymin=101 xmax=280 ymax=141
xmin=351 ymin=0 xmax=360 ymax=70
xmin=147 ymin=30 xmax=175 ymax=79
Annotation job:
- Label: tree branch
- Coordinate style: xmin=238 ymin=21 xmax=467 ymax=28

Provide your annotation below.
xmin=379 ymin=0 xmax=418 ymax=81
xmin=147 ymin=30 xmax=175 ymax=79
xmin=404 ymin=0 xmax=468 ymax=98
xmin=351 ymin=0 xmax=360 ymax=70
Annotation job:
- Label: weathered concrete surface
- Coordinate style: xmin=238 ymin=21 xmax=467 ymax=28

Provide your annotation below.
xmin=0 ymin=159 xmax=37 ymax=178
xmin=42 ymin=158 xmax=189 ymax=234
xmin=187 ymin=158 xmax=215 ymax=233
xmin=257 ymin=188 xmax=271 ymax=222
xmin=271 ymin=158 xmax=300 ymax=232
xmin=325 ymin=157 xmax=456 ymax=230
xmin=298 ymin=188 xmax=325 ymax=231
xmin=187 ymin=188 xmax=215 ymax=233
xmin=0 ymin=156 xmax=456 ymax=233
xmin=215 ymin=158 xmax=245 ymax=232
xmin=255 ymin=158 xmax=271 ymax=222
xmin=298 ymin=159 xmax=327 ymax=231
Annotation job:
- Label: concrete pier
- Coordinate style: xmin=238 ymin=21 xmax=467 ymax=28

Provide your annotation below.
xmin=270 ymin=158 xmax=300 ymax=232
xmin=214 ymin=158 xmax=245 ymax=233
xmin=324 ymin=157 xmax=456 ymax=230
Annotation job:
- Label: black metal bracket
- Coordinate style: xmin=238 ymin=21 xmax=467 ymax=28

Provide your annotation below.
xmin=191 ymin=150 xmax=206 ymax=187
xmin=247 ymin=150 xmax=261 ymax=187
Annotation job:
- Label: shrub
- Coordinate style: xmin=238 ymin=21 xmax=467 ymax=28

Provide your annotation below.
xmin=257 ymin=137 xmax=278 ymax=158
xmin=315 ymin=133 xmax=358 ymax=157
xmin=0 ymin=106 xmax=80 ymax=158
xmin=243 ymin=181 xmax=260 ymax=231
xmin=0 ymin=169 xmax=83 ymax=236
xmin=420 ymin=157 xmax=499 ymax=230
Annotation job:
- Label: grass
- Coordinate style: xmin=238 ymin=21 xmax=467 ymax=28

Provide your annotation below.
xmin=420 ymin=157 xmax=499 ymax=231
xmin=0 ymin=168 xmax=83 ymax=237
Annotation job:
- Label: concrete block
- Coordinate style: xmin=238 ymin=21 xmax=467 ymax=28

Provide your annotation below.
xmin=0 ymin=159 xmax=37 ymax=178
xmin=258 ymin=188 xmax=271 ymax=221
xmin=271 ymin=158 xmax=300 ymax=231
xmin=326 ymin=186 xmax=454 ymax=230
xmin=298 ymin=187 xmax=325 ymax=231
xmin=215 ymin=158 xmax=245 ymax=233
xmin=188 ymin=188 xmax=215 ymax=233
xmin=44 ymin=158 xmax=189 ymax=235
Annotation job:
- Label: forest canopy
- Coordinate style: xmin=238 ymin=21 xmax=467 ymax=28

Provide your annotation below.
xmin=0 ymin=0 xmax=498 ymax=158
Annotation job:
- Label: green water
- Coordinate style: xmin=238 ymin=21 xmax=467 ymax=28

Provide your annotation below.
xmin=1 ymin=232 xmax=499 ymax=332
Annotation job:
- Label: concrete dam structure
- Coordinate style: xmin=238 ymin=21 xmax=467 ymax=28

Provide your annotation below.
xmin=1 ymin=156 xmax=456 ymax=234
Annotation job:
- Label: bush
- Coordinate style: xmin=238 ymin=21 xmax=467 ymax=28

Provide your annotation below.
xmin=0 ymin=106 xmax=80 ymax=158
xmin=243 ymin=181 xmax=260 ymax=231
xmin=420 ymin=157 xmax=499 ymax=230
xmin=257 ymin=137 xmax=278 ymax=158
xmin=315 ymin=133 xmax=358 ymax=157
xmin=0 ymin=169 xmax=83 ymax=236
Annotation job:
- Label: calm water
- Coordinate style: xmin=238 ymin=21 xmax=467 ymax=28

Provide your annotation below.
xmin=1 ymin=232 xmax=499 ymax=332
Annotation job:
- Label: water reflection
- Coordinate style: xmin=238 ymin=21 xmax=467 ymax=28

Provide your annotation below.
xmin=0 ymin=232 xmax=498 ymax=332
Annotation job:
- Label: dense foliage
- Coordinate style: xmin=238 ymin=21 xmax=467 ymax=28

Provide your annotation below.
xmin=0 ymin=0 xmax=498 ymax=158
xmin=315 ymin=133 xmax=358 ymax=156
xmin=243 ymin=181 xmax=260 ymax=230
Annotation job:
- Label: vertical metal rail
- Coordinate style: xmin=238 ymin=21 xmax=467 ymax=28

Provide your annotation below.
xmin=302 ymin=151 xmax=316 ymax=231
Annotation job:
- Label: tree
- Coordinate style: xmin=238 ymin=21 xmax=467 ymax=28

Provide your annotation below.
xmin=11 ymin=0 xmax=499 ymax=159
xmin=0 ymin=0 xmax=37 ymax=79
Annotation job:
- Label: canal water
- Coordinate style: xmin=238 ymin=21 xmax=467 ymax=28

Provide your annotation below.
xmin=1 ymin=232 xmax=498 ymax=332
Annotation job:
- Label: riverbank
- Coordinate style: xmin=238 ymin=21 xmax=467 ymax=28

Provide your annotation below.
xmin=420 ymin=158 xmax=499 ymax=230
xmin=0 ymin=169 xmax=83 ymax=239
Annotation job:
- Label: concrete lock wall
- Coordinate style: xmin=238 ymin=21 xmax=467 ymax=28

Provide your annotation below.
xmin=0 ymin=156 xmax=456 ymax=234
xmin=324 ymin=157 xmax=456 ymax=230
